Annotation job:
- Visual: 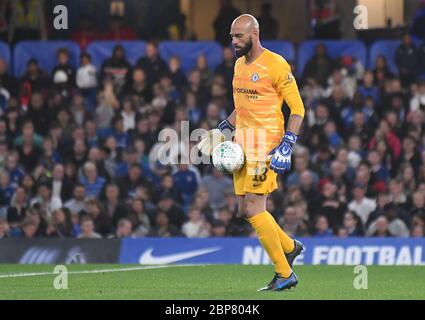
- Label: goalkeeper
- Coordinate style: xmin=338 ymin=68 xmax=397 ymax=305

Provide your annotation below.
xmin=198 ymin=14 xmax=305 ymax=291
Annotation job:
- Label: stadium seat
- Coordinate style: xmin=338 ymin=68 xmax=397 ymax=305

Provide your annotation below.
xmin=158 ymin=41 xmax=223 ymax=73
xmin=86 ymin=41 xmax=146 ymax=70
xmin=369 ymin=39 xmax=424 ymax=75
xmin=13 ymin=41 xmax=81 ymax=77
xmin=297 ymin=40 xmax=367 ymax=76
xmin=262 ymin=41 xmax=295 ymax=63
xmin=0 ymin=41 xmax=11 ymax=71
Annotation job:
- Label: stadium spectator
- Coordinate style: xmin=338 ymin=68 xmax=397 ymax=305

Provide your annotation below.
xmin=172 ymin=163 xmax=199 ymax=210
xmin=46 ymin=207 xmax=73 ymax=238
xmin=312 ymin=215 xmax=333 ymax=237
xmin=25 ymin=207 xmax=46 ymax=236
xmin=210 ymin=219 xmax=227 ymax=237
xmin=367 ymin=202 xmax=409 ymax=237
xmin=103 ymin=183 xmax=128 ymax=227
xmin=77 ymin=216 xmax=102 ymax=239
xmin=410 ymin=191 xmax=425 ymax=216
xmin=368 ymin=119 xmax=401 ymax=161
xmin=214 ymin=47 xmax=236 ymax=96
xmin=409 ymin=80 xmax=425 ymax=111
xmin=30 ymin=179 xmax=62 ymax=216
xmin=19 ymin=59 xmax=50 ymax=108
xmin=70 ymin=93 xmax=90 ymax=127
xmin=38 ymin=136 xmax=60 ymax=173
xmin=324 ymin=69 xmax=356 ymax=99
xmin=201 ymin=167 xmax=233 ymax=210
xmin=411 ymin=224 xmax=425 ymax=237
xmin=367 ymin=216 xmax=393 ymax=237
xmin=129 ymin=198 xmax=151 ymax=237
xmin=388 ymin=179 xmax=410 ymax=211
xmin=95 ymin=83 xmax=117 ymax=129
xmin=311 ymin=180 xmax=345 ymax=228
xmin=83 ymin=198 xmax=112 ymax=237
xmin=366 ymin=192 xmax=391 ymax=228
xmin=367 ymin=150 xmax=390 ymax=193
xmin=87 ymin=146 xmax=112 ymax=182
xmin=342 ymin=210 xmax=364 ymax=237
xmin=64 ymin=184 xmax=86 ymax=216
xmin=5 ymin=152 xmax=25 ymax=188
xmin=156 ymin=193 xmax=186 ymax=229
xmin=79 ymin=161 xmax=106 ymax=198
xmin=357 ymin=71 xmax=380 ymax=104
xmin=52 ymin=48 xmax=76 ymax=89
xmin=49 ymin=164 xmax=71 ymax=202
xmin=108 ymin=218 xmax=133 ymax=239
xmin=286 ymin=151 xmax=319 ymax=188
xmin=303 ymin=43 xmax=334 ymax=87
xmin=101 ymin=45 xmax=132 ymax=95
xmin=373 ymin=56 xmax=394 ymax=88
xmin=149 ymin=210 xmax=182 ymax=237
xmin=396 ymin=33 xmax=419 ymax=87
xmin=182 ymin=207 xmax=211 ymax=238
xmin=76 ymin=53 xmax=98 ymax=107
xmin=347 ymin=183 xmax=376 ymax=225
xmin=279 ymin=206 xmax=309 ymax=238
xmin=193 ymin=55 xmax=212 ymax=90
xmin=168 ymin=56 xmax=187 ymax=92
xmin=20 ymin=218 xmax=38 ymax=238
xmin=299 ymin=171 xmax=317 ymax=213
xmin=124 ymin=68 xmax=152 ymax=106
xmin=136 ymin=42 xmax=169 ymax=86
xmin=25 ymin=92 xmax=50 ymax=136
xmin=6 ymin=186 xmax=28 ymax=227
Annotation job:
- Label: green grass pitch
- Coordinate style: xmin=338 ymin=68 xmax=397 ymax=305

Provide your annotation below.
xmin=0 ymin=264 xmax=424 ymax=300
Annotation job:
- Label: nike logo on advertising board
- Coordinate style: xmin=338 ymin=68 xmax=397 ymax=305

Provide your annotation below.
xmin=139 ymin=247 xmax=221 ymax=265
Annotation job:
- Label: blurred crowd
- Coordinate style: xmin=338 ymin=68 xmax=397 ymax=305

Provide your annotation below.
xmin=0 ymin=30 xmax=424 ymax=240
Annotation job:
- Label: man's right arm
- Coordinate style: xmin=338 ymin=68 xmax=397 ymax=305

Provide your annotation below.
xmin=227 ymin=110 xmax=237 ymax=128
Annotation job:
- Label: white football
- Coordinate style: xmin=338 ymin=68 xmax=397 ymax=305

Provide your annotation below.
xmin=212 ymin=141 xmax=245 ymax=174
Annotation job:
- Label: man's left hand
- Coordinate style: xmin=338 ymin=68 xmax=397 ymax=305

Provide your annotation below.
xmin=268 ymin=132 xmax=297 ymax=174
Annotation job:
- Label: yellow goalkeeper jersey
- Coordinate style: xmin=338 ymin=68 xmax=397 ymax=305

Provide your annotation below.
xmin=232 ymin=48 xmax=305 ymax=161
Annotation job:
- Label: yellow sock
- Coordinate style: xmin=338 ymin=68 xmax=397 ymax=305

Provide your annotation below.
xmin=267 ymin=212 xmax=295 ymax=254
xmin=248 ymin=211 xmax=291 ymax=277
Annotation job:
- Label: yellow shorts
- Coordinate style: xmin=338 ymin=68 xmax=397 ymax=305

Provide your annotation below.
xmin=233 ymin=160 xmax=277 ymax=196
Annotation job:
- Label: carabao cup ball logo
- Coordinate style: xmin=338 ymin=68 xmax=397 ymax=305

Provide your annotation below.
xmin=251 ymin=73 xmax=259 ymax=82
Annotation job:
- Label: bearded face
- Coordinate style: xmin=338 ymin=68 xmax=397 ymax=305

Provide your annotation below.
xmin=234 ymin=36 xmax=253 ymax=58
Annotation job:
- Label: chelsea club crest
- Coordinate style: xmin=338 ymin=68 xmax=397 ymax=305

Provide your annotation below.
xmin=251 ymin=73 xmax=259 ymax=82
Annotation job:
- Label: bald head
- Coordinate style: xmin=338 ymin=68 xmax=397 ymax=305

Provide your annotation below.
xmin=231 ymin=14 xmax=259 ymax=31
xmin=230 ymin=14 xmax=261 ymax=58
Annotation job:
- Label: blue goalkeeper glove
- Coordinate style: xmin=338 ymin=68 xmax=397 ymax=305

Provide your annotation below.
xmin=218 ymin=119 xmax=235 ymax=141
xmin=269 ymin=131 xmax=297 ymax=174
xmin=218 ymin=119 xmax=235 ymax=133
